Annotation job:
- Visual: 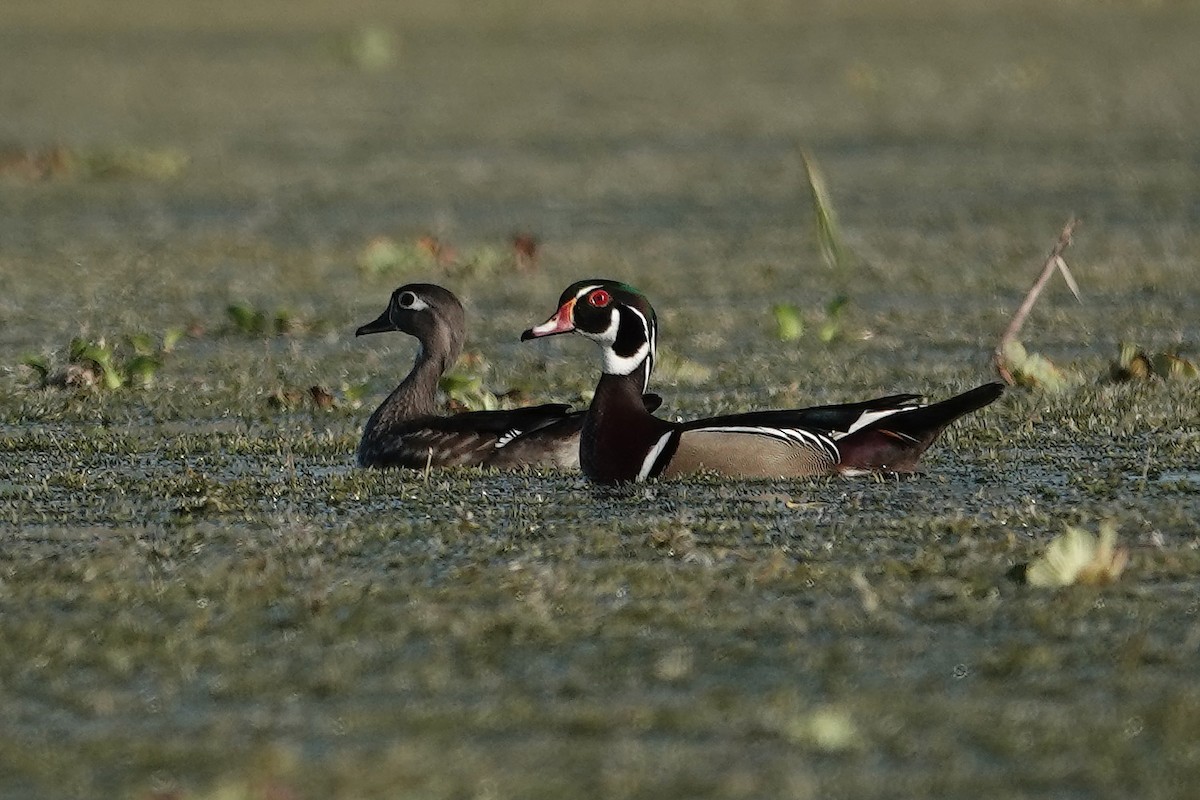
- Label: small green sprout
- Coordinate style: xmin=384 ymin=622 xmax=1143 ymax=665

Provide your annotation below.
xmin=23 ymin=331 xmax=179 ymax=391
xmin=69 ymin=338 xmax=125 ymax=390
xmin=161 ymin=327 xmax=184 ymax=353
xmin=819 ymin=294 xmax=850 ymax=343
xmin=124 ymin=355 xmax=162 ymax=387
xmin=777 ymin=148 xmax=855 ymax=348
xmin=226 ymin=304 xmax=268 ymax=334
xmin=225 ymin=304 xmax=308 ymax=336
xmin=771 ymin=296 xmax=849 ymax=344
xmin=341 ymin=382 xmax=370 ymax=406
xmin=772 ymin=303 xmax=804 ymax=341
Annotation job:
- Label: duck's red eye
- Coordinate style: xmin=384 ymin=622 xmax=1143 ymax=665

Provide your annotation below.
xmin=588 ymin=289 xmax=611 ymax=308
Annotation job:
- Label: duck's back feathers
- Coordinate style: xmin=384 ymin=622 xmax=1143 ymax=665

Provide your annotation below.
xmin=835 ymin=382 xmax=1004 ymax=473
xmin=357 ymin=402 xmax=580 ymax=470
xmin=677 ymin=393 xmax=923 ymax=436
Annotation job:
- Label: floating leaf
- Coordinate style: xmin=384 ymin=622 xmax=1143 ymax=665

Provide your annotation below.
xmin=416 ymin=235 xmax=454 ymax=264
xmin=225 ymin=304 xmax=310 ymax=337
xmin=126 ymin=332 xmax=157 ymax=356
xmin=1024 ymin=521 xmax=1128 ymax=588
xmin=772 ymin=303 xmax=804 ymax=342
xmin=1001 ymin=340 xmax=1069 ymax=392
xmin=1111 ymin=341 xmax=1153 ymax=382
xmin=357 ymin=236 xmax=403 ymax=276
xmin=272 ymin=309 xmax=298 ymax=335
xmin=763 ymin=703 xmax=860 ymax=752
xmin=32 ymin=329 xmax=179 ymax=392
xmin=356 ymin=234 xmax=535 ymax=279
xmin=69 ymin=338 xmax=124 ymax=390
xmin=1153 ymin=351 xmax=1199 ymax=380
xmin=1110 ymin=342 xmax=1197 ymax=382
xmin=125 ymin=355 xmax=162 ymax=387
xmin=161 ymin=327 xmax=185 ymax=353
xmin=226 ymin=304 xmax=268 ymax=335
xmin=341 ymin=382 xmax=370 ymax=405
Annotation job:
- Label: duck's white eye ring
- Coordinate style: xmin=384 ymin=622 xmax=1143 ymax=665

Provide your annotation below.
xmin=397 ymin=291 xmax=418 ymax=307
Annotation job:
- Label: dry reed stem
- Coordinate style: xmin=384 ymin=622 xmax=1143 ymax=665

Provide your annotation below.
xmin=994 ymin=217 xmax=1081 ymax=385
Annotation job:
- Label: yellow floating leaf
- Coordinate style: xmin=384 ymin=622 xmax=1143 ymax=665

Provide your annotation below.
xmin=766 ymin=704 xmax=860 ymax=752
xmin=1110 ymin=342 xmax=1197 ymax=382
xmin=1002 ymin=340 xmax=1069 ymax=392
xmin=1025 ymin=521 xmax=1128 ymax=587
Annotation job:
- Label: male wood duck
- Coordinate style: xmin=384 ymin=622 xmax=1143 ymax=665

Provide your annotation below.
xmin=522 ymin=279 xmax=1004 ymax=485
xmin=356 ymin=283 xmax=656 ymax=470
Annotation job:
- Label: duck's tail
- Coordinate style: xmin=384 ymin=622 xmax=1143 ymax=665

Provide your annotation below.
xmin=835 ymin=382 xmax=1004 ymax=473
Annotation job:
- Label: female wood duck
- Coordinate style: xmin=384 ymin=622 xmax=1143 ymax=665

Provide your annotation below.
xmin=522 ymin=279 xmax=1004 ymax=485
xmin=356 ymin=283 xmax=611 ymax=470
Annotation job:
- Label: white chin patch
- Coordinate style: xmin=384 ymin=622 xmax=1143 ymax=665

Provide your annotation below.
xmin=581 ymin=308 xmax=649 ymax=376
xmin=602 ymin=343 xmax=651 ymax=376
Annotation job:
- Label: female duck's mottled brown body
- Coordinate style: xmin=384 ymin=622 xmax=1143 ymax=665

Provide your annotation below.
xmin=523 ymin=279 xmax=1004 ymax=485
xmin=356 ymin=283 xmax=584 ymax=470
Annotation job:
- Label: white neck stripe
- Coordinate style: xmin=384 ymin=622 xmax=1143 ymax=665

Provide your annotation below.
xmin=602 ymin=342 xmax=652 ymax=376
xmin=637 ymin=431 xmax=674 ymax=481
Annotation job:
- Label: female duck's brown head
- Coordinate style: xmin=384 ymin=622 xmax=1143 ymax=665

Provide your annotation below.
xmin=357 ymin=283 xmax=466 ymax=369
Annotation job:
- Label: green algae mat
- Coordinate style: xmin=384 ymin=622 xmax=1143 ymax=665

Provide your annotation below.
xmin=2 ymin=2 xmax=1199 ymax=797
